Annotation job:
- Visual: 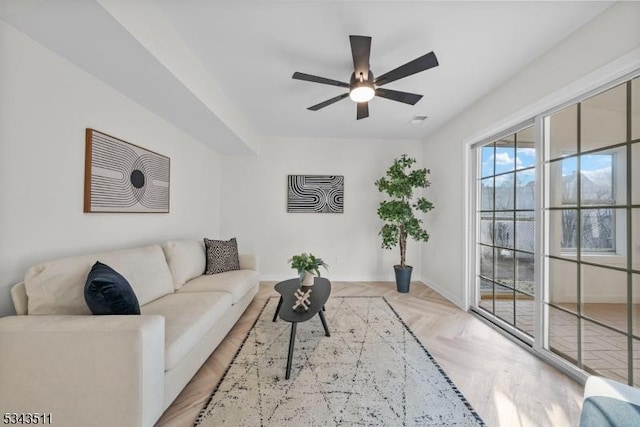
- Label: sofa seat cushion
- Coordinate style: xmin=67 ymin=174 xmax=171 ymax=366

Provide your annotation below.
xmin=177 ymin=270 xmax=259 ymax=304
xmin=141 ymin=292 xmax=232 ymax=370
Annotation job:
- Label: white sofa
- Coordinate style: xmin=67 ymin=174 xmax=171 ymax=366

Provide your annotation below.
xmin=0 ymin=240 xmax=259 ymax=427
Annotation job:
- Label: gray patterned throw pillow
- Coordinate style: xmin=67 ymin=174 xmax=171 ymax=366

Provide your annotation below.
xmin=204 ymin=237 xmax=240 ymax=274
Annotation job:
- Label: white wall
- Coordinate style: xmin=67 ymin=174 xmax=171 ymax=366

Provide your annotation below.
xmin=421 ymin=1 xmax=640 ymax=308
xmin=0 ymin=22 xmax=223 ymax=316
xmin=220 ymin=137 xmax=428 ymax=283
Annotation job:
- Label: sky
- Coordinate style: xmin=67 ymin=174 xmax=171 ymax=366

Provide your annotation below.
xmin=481 ymin=145 xmax=535 ymax=184
xmin=480 ymin=145 xmax=615 ymax=188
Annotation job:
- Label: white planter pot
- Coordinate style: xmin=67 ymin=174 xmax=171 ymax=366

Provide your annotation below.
xmin=301 ymin=271 xmax=315 ymax=286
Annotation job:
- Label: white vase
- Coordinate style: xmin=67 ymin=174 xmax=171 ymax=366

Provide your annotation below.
xmin=301 ymin=271 xmax=315 ymax=286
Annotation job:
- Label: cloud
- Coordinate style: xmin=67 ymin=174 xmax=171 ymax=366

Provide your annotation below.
xmin=484 ymin=152 xmax=522 ymax=170
xmin=518 ymin=148 xmax=536 ymax=158
xmin=495 ymin=152 xmax=516 ymax=165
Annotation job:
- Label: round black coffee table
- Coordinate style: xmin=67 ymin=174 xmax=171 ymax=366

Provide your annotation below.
xmin=272 ymin=277 xmax=331 ymax=379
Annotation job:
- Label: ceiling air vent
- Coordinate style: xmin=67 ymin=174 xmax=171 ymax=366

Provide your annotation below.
xmin=408 ymin=115 xmax=428 ymax=124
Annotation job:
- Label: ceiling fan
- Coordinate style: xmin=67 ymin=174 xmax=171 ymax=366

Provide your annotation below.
xmin=292 ymin=35 xmax=439 ymax=120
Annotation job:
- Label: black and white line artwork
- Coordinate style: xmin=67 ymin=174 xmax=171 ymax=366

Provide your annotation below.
xmin=287 ymin=175 xmax=344 ymax=213
xmin=84 ymin=129 xmax=170 ymax=213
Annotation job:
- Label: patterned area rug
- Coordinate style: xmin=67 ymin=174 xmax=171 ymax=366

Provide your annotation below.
xmin=195 ymin=296 xmax=484 ymax=426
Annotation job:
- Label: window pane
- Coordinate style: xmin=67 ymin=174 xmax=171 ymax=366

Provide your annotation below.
xmin=515 ymin=211 xmax=535 ymax=252
xmin=479 ymin=278 xmax=494 ymax=313
xmin=582 ymin=319 xmax=628 ymax=384
xmin=515 ymin=251 xmax=534 ymax=294
xmin=548 ymin=157 xmax=577 ymax=208
xmin=548 ymin=209 xmax=578 ymax=255
xmin=633 ymin=209 xmax=640 ymax=271
xmin=581 ymin=265 xmax=628 ymax=332
xmin=633 ymin=273 xmax=640 ymax=337
xmin=495 ymin=283 xmax=514 ymax=325
xmin=633 ymin=338 xmax=640 ymax=387
xmin=633 ymin=143 xmax=640 ymax=205
xmin=495 ymin=173 xmax=514 ymax=210
xmin=495 ymin=249 xmax=514 ymax=288
xmin=516 ymin=169 xmax=535 ymax=210
xmin=479 ymin=245 xmax=493 ymax=280
xmin=580 ymin=208 xmax=623 ymax=254
xmin=581 ymin=83 xmax=627 ymax=152
xmin=495 ymin=135 xmax=516 ymax=174
xmin=480 ymin=216 xmax=493 ymax=245
xmin=481 ymin=144 xmax=495 ymax=178
xmin=515 ymin=291 xmax=534 ymax=337
xmin=516 ymin=126 xmax=535 ymax=170
xmin=495 ymin=212 xmax=514 ymax=249
xmin=546 ymin=105 xmax=577 ymax=161
xmin=580 ymin=153 xmax=614 ymax=204
xmin=548 ymin=305 xmax=578 ymax=363
xmin=633 ymin=78 xmax=640 ymax=141
xmin=480 ymin=177 xmax=494 ymax=210
xmin=548 ymin=257 xmax=578 ymax=313
xmin=479 ymin=214 xmax=493 ymax=245
xmin=581 ymin=147 xmax=625 ymax=205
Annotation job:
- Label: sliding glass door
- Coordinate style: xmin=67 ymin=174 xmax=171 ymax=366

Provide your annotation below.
xmin=476 ymin=125 xmax=536 ymax=339
xmin=543 ymin=77 xmax=640 ymax=385
xmin=471 ymin=73 xmax=640 ymax=385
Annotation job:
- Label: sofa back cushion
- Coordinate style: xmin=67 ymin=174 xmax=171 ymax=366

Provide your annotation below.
xmin=24 ymin=245 xmax=174 ymax=315
xmin=162 ymin=240 xmax=206 ymax=290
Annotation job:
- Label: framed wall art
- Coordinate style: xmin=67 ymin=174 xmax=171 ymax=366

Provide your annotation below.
xmin=84 ymin=128 xmax=170 ymax=213
xmin=287 ymin=175 xmax=344 ymax=213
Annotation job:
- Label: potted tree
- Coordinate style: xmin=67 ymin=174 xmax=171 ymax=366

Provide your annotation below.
xmin=375 ymin=154 xmax=434 ymax=293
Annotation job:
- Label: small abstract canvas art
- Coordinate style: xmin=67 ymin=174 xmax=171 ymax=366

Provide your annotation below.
xmin=287 ymin=175 xmax=344 ymax=213
xmin=84 ymin=129 xmax=170 ymax=213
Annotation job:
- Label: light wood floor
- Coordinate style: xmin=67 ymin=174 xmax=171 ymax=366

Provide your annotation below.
xmin=155 ymin=282 xmax=584 ymax=427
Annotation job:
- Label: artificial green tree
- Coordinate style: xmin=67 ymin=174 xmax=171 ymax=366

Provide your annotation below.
xmin=375 ymin=154 xmax=434 ymax=268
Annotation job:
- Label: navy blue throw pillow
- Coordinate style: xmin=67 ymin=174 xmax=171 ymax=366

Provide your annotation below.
xmin=84 ymin=261 xmax=140 ymax=315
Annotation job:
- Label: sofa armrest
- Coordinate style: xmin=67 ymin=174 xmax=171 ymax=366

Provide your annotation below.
xmin=0 ymin=315 xmax=165 ymax=427
xmin=580 ymin=376 xmax=640 ymax=427
xmin=239 ymin=253 xmax=258 ymax=271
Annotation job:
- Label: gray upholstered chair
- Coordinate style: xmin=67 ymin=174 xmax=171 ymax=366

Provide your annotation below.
xmin=580 ymin=376 xmax=640 ymax=426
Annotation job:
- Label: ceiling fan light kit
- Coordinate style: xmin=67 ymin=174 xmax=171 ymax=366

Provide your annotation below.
xmin=349 ymin=82 xmax=375 ymax=103
xmin=292 ymin=35 xmax=439 ymax=120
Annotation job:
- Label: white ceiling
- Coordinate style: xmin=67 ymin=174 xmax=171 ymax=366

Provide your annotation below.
xmin=0 ymin=1 xmax=614 ymax=153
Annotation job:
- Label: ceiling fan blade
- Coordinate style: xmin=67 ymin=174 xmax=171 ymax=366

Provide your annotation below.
xmin=374 ymin=51 xmax=439 ymax=87
xmin=375 ymin=88 xmax=423 ymax=105
xmin=292 ymin=72 xmax=349 ymax=88
xmin=356 ymin=102 xmax=369 ymax=120
xmin=308 ymin=93 xmax=350 ymax=111
xmin=349 ymin=35 xmax=372 ymax=79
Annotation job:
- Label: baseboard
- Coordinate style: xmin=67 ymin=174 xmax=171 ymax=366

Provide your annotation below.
xmin=259 ymin=274 xmax=466 ymax=311
xmin=260 ymin=274 xmax=415 ymax=282
xmin=419 ymin=277 xmax=466 ymax=310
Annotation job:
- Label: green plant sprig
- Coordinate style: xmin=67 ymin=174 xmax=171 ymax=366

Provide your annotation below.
xmin=288 ymin=252 xmax=329 ymax=278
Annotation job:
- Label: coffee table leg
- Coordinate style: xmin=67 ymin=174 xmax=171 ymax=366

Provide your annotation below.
xmin=273 ymin=297 xmax=283 ymax=322
xmin=286 ymin=322 xmax=297 ymax=379
xmin=318 ymin=310 xmax=330 ymax=337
